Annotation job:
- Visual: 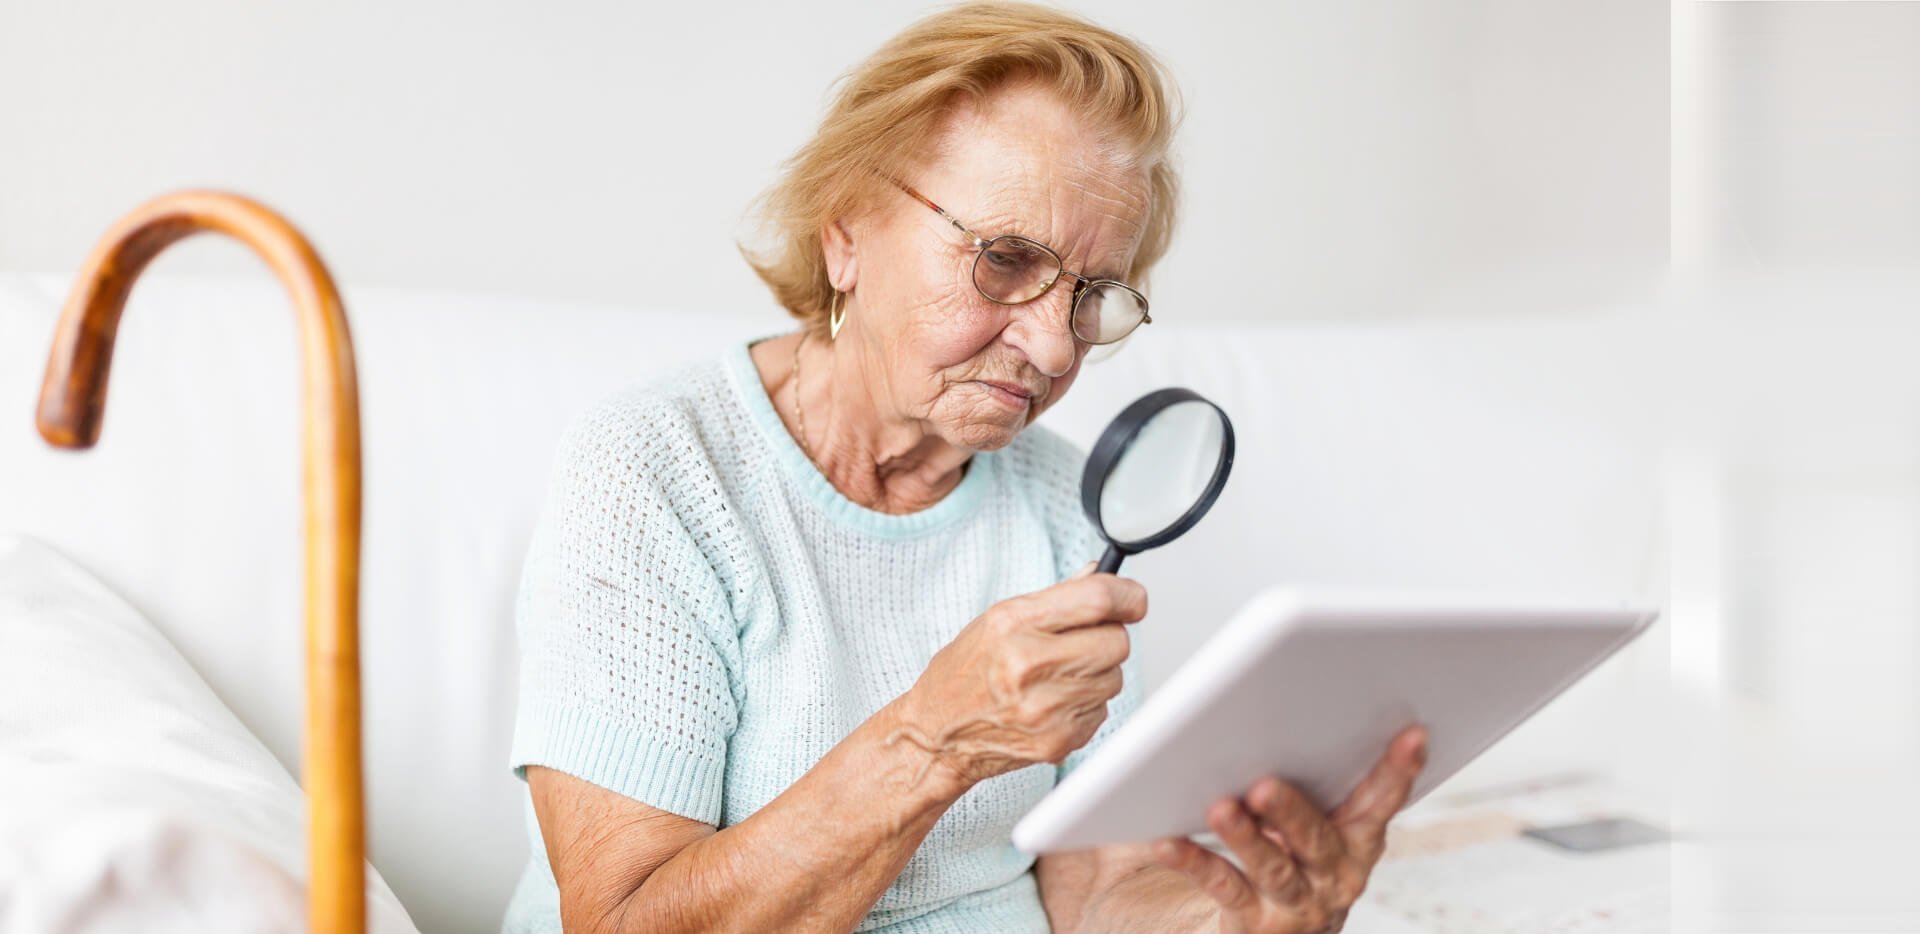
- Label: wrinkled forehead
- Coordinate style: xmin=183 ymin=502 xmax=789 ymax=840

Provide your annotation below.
xmin=914 ymin=85 xmax=1153 ymax=271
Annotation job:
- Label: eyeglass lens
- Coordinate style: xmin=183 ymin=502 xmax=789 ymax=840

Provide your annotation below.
xmin=971 ymin=236 xmax=1146 ymax=343
xmin=1072 ymin=281 xmax=1147 ymax=345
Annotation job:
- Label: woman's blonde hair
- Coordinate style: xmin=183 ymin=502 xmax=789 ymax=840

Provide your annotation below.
xmin=739 ymin=1 xmax=1184 ymax=333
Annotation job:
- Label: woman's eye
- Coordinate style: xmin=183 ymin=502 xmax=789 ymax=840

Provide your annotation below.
xmin=983 ymin=249 xmax=1027 ymax=271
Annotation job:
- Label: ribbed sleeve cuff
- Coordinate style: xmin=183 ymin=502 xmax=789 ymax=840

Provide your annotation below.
xmin=509 ymin=699 xmax=727 ymax=825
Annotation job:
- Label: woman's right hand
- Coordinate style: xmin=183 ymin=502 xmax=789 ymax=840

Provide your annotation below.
xmin=889 ymin=564 xmax=1148 ymax=788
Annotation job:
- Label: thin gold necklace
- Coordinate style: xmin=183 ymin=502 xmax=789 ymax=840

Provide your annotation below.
xmin=790 ymin=331 xmax=815 ymax=462
xmin=791 ymin=332 xmax=970 ymax=498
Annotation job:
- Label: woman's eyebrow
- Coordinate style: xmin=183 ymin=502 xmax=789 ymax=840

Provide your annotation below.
xmin=972 ymin=211 xmax=1034 ymax=238
xmin=1067 ymin=252 xmax=1131 ymax=283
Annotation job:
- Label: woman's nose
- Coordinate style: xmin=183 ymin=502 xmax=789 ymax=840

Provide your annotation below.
xmin=1009 ymin=284 xmax=1079 ymax=378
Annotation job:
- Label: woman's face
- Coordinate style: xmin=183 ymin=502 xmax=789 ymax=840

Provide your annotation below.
xmin=834 ymin=81 xmax=1153 ymax=453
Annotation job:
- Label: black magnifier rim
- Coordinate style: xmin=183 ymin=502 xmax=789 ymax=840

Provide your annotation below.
xmin=1080 ymin=387 xmax=1236 ymax=554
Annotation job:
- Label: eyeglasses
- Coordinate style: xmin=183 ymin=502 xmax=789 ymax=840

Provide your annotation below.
xmin=894 ymin=181 xmax=1152 ymax=345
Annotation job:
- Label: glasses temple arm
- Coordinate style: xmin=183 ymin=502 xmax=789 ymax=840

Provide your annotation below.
xmin=897 ymin=182 xmax=989 ymax=248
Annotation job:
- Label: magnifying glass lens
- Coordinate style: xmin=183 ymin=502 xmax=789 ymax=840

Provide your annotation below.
xmin=1081 ymin=389 xmax=1236 ymax=576
xmin=1099 ymin=402 xmax=1225 ymax=542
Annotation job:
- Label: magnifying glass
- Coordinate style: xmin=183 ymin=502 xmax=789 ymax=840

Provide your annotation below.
xmin=1081 ymin=388 xmax=1236 ymax=575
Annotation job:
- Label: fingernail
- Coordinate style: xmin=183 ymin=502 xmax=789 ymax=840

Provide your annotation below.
xmin=1255 ymin=777 xmax=1281 ymax=805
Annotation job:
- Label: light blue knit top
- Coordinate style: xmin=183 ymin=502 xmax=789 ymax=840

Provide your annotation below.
xmin=503 ymin=338 xmax=1143 ymax=932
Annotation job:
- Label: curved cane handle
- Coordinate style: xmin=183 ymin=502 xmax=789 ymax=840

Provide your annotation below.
xmin=36 ymin=190 xmax=365 ymax=934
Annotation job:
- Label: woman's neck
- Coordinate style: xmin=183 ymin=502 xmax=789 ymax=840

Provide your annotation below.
xmin=752 ymin=331 xmax=973 ymax=515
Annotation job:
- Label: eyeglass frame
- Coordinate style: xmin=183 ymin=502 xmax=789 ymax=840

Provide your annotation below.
xmin=891 ymin=179 xmax=1152 ymax=345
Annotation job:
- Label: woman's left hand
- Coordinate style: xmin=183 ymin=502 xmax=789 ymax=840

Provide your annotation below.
xmin=1150 ymin=724 xmax=1429 ymax=934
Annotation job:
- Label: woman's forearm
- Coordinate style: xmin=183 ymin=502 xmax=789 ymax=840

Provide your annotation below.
xmin=611 ymin=696 xmax=972 ymax=932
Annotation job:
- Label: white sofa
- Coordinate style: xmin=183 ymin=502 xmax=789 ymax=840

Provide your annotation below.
xmin=0 ymin=270 xmax=1665 ymax=932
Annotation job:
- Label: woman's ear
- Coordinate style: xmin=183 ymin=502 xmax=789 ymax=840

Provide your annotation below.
xmin=820 ymin=218 xmax=859 ymax=292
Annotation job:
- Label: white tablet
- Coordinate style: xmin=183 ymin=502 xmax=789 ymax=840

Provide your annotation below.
xmin=1011 ymin=588 xmax=1658 ymax=854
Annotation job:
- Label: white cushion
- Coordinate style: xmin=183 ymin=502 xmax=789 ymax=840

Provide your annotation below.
xmin=0 ymin=532 xmax=417 ymax=933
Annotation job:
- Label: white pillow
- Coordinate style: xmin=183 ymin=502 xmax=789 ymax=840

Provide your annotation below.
xmin=0 ymin=533 xmax=418 ymax=933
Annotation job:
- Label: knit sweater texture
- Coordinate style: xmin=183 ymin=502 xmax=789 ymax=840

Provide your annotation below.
xmin=503 ymin=338 xmax=1143 ymax=932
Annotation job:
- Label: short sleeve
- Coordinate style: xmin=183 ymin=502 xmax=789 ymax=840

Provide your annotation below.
xmin=507 ymin=400 xmax=741 ymax=825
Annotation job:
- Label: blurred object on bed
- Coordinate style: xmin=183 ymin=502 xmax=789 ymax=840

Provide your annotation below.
xmin=0 ymin=532 xmax=416 ymax=933
xmin=1363 ymin=772 xmax=1668 ymax=933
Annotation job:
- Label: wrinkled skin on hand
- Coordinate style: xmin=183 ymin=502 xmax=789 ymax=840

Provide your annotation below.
xmin=1154 ymin=725 xmax=1431 ymax=934
xmin=889 ymin=562 xmax=1146 ymax=787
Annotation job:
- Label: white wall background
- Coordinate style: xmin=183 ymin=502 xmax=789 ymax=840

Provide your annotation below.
xmin=1665 ymin=4 xmax=1920 ymax=929
xmin=0 ymin=0 xmax=1666 ymax=324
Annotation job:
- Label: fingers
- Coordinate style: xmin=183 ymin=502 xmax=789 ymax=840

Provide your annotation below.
xmin=1246 ymin=776 xmax=1345 ymax=882
xmin=1034 ymin=665 xmax=1124 ymax=712
xmin=1151 ymin=837 xmax=1259 ymax=914
xmin=1020 ymin=574 xmax=1148 ymax=633
xmin=1086 ymin=666 xmax=1124 ymax=702
xmin=1049 ymin=621 xmax=1132 ymax=674
xmin=1331 ymin=724 xmax=1430 ymax=860
xmin=1070 ymin=559 xmax=1098 ymax=579
xmin=1057 ymin=696 xmax=1113 ymax=761
xmin=1206 ymin=796 xmax=1311 ymax=905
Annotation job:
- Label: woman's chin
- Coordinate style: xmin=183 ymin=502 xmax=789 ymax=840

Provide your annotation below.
xmin=947 ymin=418 xmax=1025 ymax=452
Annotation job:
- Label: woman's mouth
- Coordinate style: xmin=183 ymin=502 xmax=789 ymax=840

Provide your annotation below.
xmin=978 ymin=380 xmax=1035 ymax=410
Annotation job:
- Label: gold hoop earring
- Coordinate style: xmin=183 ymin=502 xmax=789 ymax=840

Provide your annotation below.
xmin=828 ymin=290 xmax=847 ymax=340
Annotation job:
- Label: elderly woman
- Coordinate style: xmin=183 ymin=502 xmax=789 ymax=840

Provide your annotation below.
xmin=505 ymin=3 xmax=1426 ymax=931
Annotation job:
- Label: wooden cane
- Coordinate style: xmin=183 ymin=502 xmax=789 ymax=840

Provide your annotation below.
xmin=35 ymin=190 xmax=366 ymax=933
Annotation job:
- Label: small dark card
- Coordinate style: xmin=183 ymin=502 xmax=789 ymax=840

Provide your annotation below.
xmin=1522 ymin=817 xmax=1668 ymax=853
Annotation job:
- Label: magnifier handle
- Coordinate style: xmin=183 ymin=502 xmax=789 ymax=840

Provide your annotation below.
xmin=1096 ymin=543 xmax=1126 ymax=576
